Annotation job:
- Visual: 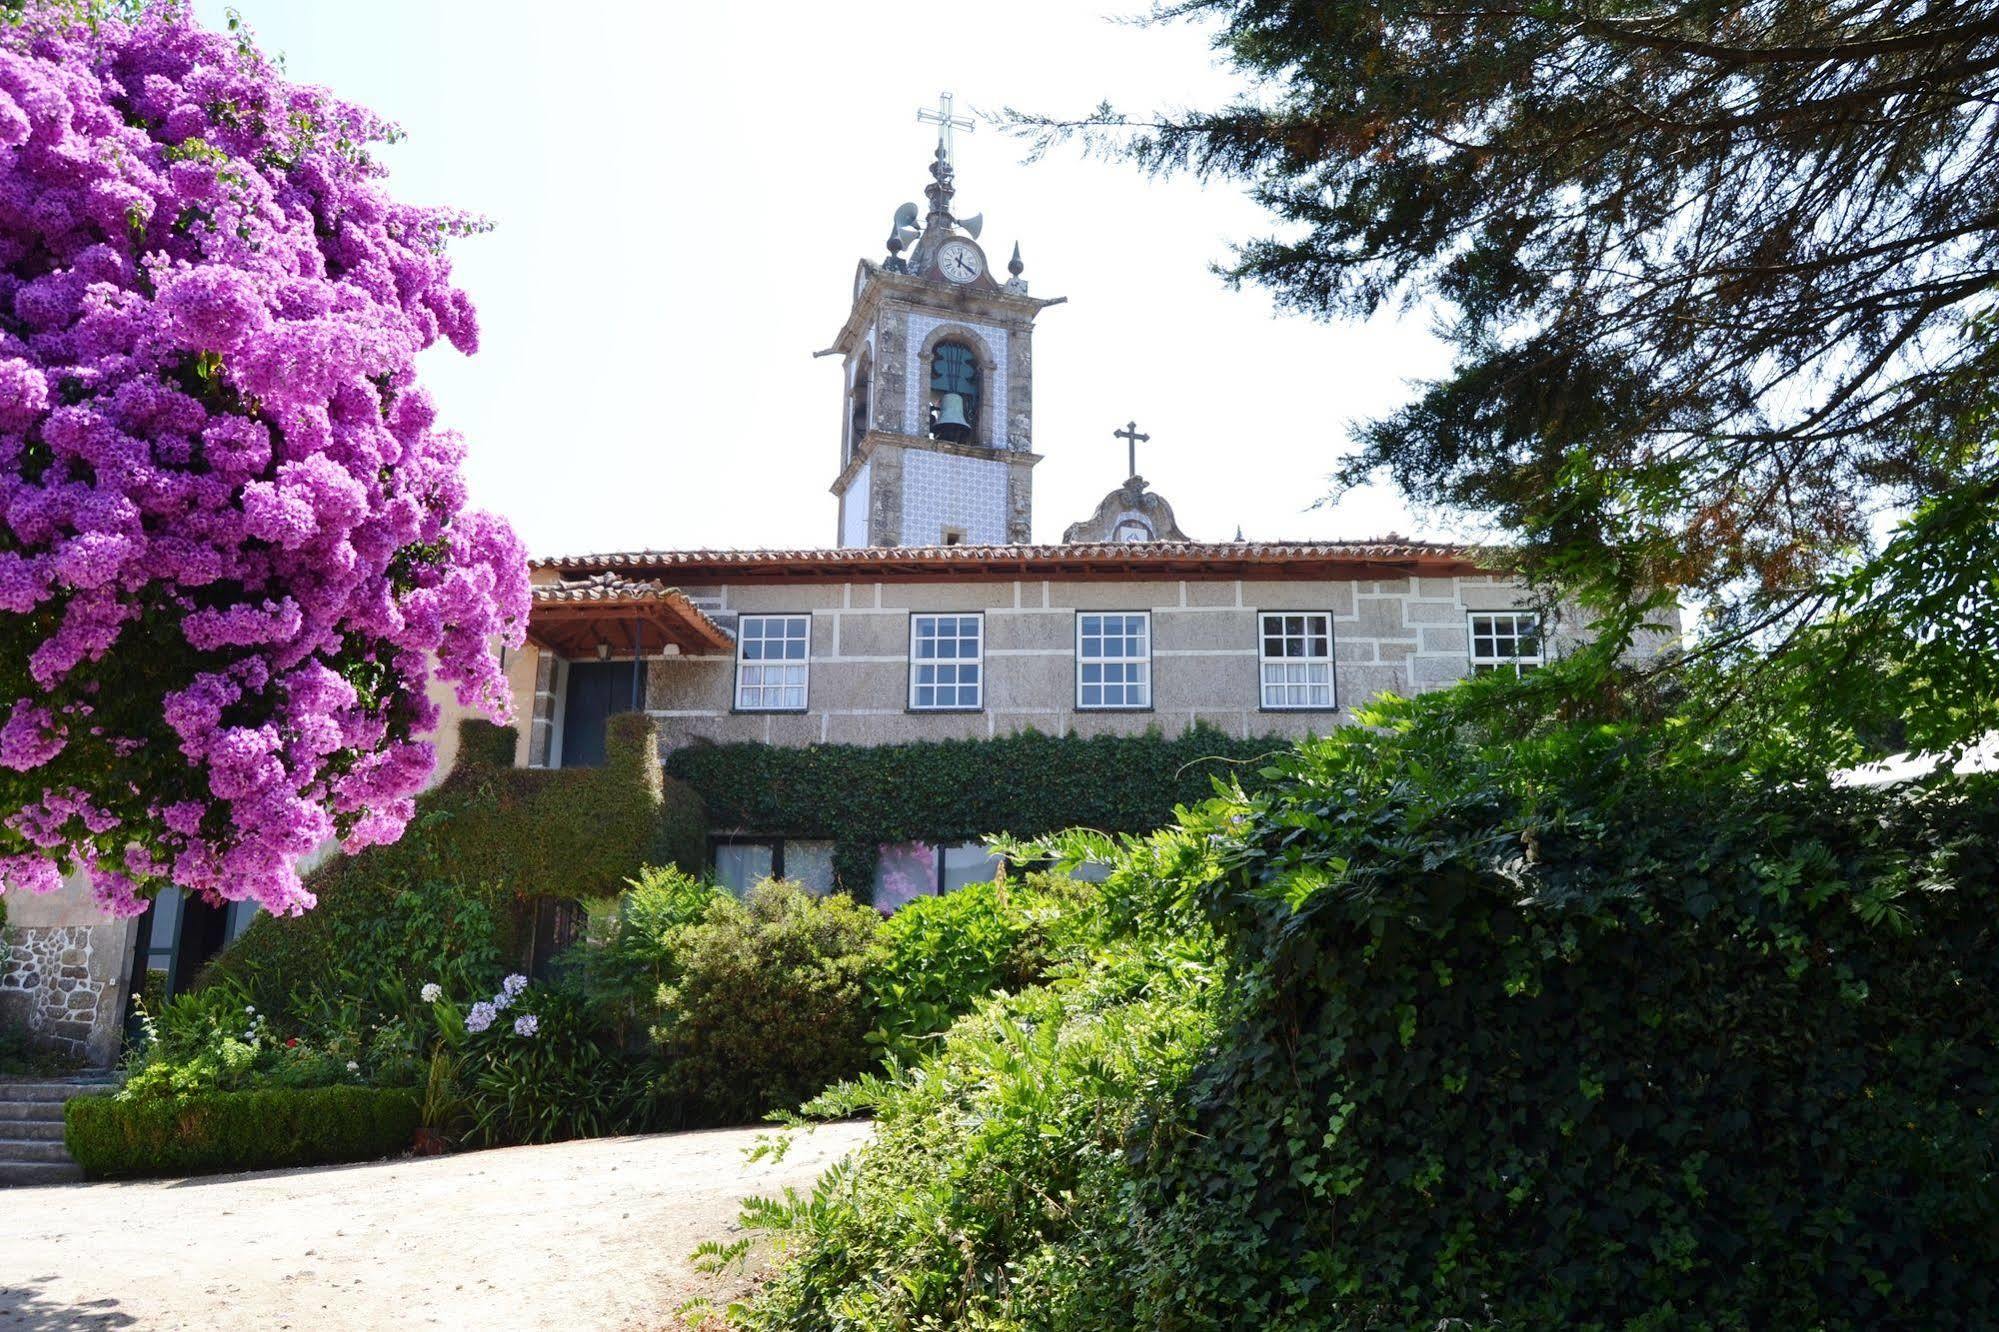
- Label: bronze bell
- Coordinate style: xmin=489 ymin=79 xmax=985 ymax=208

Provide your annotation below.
xmin=933 ymin=392 xmax=972 ymax=442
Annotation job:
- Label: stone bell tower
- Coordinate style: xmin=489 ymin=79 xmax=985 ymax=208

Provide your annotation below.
xmin=823 ymin=97 xmax=1062 ymax=547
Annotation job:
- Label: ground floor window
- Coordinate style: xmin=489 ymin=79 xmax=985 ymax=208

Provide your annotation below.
xmin=710 ymin=837 xmax=836 ymax=896
xmin=873 ymin=841 xmax=1004 ymax=911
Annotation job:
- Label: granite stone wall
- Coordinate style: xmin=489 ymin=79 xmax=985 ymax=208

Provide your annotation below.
xmin=0 ymin=923 xmax=115 ymax=1062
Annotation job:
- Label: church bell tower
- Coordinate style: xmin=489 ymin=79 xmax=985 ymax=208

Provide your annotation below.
xmin=824 ymin=96 xmax=1062 ymax=547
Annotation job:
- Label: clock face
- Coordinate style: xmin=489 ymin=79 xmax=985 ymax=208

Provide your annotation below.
xmin=937 ymin=240 xmax=984 ymax=284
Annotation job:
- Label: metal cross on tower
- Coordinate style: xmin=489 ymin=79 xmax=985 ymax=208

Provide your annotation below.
xmin=917 ymin=91 xmax=975 ymax=166
xmin=1114 ymin=420 xmax=1151 ymax=479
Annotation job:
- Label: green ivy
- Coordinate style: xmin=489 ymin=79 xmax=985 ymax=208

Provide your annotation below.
xmin=665 ymin=724 xmax=1288 ymax=898
xmin=206 ymin=713 xmax=704 ymax=1002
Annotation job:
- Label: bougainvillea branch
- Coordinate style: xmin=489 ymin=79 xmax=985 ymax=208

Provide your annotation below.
xmin=0 ymin=2 xmax=528 ymax=917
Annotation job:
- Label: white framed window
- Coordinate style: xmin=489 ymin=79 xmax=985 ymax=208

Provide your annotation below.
xmin=1259 ymin=612 xmax=1336 ymax=710
xmin=1077 ymin=612 xmax=1151 ymax=709
xmin=1468 ymin=611 xmax=1544 ymax=674
xmin=909 ymin=613 xmax=983 ymax=710
xmin=735 ymin=614 xmax=810 ymax=711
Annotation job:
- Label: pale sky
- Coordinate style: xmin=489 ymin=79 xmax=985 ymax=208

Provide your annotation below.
xmin=191 ymin=1 xmax=1462 ymax=556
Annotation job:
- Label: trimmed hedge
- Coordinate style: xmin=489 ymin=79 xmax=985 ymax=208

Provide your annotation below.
xmin=666 ymin=725 xmax=1287 ymax=895
xmin=206 ymin=713 xmax=704 ymax=996
xmin=65 ymin=1086 xmax=420 ymax=1179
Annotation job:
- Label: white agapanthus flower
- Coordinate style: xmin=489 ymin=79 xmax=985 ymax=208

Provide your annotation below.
xmin=420 ymin=982 xmax=443 ymax=1003
xmin=346 ymin=1060 xmax=360 ymax=1073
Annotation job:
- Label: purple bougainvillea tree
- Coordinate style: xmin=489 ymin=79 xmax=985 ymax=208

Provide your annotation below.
xmin=0 ymin=2 xmax=529 ymax=918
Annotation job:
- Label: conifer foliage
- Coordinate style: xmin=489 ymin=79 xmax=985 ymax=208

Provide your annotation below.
xmin=1009 ymin=2 xmax=1999 ymax=700
xmin=0 ymin=3 xmax=527 ymax=917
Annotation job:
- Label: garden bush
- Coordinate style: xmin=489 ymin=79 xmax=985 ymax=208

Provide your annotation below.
xmin=652 ymin=879 xmax=882 ymax=1127
xmin=568 ymin=865 xmax=724 ymax=1038
xmin=458 ymin=987 xmax=657 ymax=1147
xmin=740 ymin=693 xmax=1999 ymax=1330
xmin=205 ymin=715 xmax=701 ymax=1015
xmin=865 ymin=873 xmax=1094 ymax=1064
xmin=65 ymin=1085 xmax=420 ymax=1179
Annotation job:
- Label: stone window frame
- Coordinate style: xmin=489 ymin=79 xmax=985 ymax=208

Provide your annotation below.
xmin=915 ymin=323 xmax=1000 ymax=449
xmin=907 ymin=611 xmax=985 ymax=712
xmin=1075 ymin=610 xmax=1154 ymax=711
xmin=1468 ymin=610 xmax=1544 ymax=674
xmin=1257 ymin=610 xmax=1339 ymax=712
xmin=734 ymin=613 xmax=812 ymax=713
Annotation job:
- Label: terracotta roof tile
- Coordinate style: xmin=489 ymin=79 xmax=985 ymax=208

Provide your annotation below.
xmin=528 ymin=540 xmax=1493 ymax=581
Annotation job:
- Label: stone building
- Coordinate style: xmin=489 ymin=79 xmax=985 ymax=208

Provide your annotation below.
xmin=0 ymin=108 xmax=1671 ymax=1066
xmin=508 ymin=125 xmax=1675 ymax=897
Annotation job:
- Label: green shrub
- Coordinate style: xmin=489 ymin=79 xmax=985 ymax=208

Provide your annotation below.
xmin=65 ymin=1085 xmax=420 ymax=1179
xmin=739 ymin=695 xmax=1999 ymax=1330
xmin=738 ymin=843 xmax=1221 ymax=1330
xmin=459 ymin=987 xmax=657 ymax=1147
xmin=866 ymin=873 xmax=1093 ymax=1064
xmin=205 ymin=713 xmax=702 ymax=1007
xmin=571 ymin=865 xmax=723 ymax=1028
xmin=653 ymin=879 xmax=882 ymax=1127
xmin=665 ymin=725 xmax=1286 ymax=897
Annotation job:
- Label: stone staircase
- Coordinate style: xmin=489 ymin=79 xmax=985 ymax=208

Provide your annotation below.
xmin=0 ymin=1075 xmax=116 ymax=1186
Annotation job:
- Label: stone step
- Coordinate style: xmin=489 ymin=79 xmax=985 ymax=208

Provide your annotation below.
xmin=0 ymin=1159 xmax=82 ymax=1187
xmin=0 ymin=1137 xmax=74 ymax=1164
xmin=0 ymin=1080 xmax=115 ymax=1103
xmin=0 ymin=1118 xmax=65 ymax=1141
xmin=0 ymin=1100 xmax=69 ymax=1122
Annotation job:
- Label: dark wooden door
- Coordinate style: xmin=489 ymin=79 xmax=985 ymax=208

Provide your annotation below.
xmin=560 ymin=661 xmax=622 ymax=767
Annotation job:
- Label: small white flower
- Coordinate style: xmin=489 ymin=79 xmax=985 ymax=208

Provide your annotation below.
xmin=420 ymin=982 xmax=443 ymax=1003
xmin=244 ymin=1005 xmax=255 ymax=1014
xmin=346 ymin=1060 xmax=360 ymax=1073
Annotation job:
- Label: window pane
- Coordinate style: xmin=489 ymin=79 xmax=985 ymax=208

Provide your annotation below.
xmin=783 ymin=840 xmax=836 ymax=896
xmin=940 ymin=842 xmax=1002 ymax=892
xmin=714 ymin=843 xmax=773 ymax=896
xmin=873 ymin=842 xmax=937 ymax=911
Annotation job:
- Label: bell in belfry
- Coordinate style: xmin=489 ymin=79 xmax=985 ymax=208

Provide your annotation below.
xmin=933 ymin=392 xmax=972 ymax=442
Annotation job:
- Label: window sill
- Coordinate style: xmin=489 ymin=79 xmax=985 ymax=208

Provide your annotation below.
xmin=730 ymin=708 xmax=811 ymax=716
xmin=905 ymin=707 xmax=986 ymax=715
xmin=1258 ymin=705 xmax=1343 ymax=714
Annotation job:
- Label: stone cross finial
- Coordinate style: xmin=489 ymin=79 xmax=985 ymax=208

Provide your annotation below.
xmin=1113 ymin=420 xmax=1150 ymax=479
xmin=917 ymin=91 xmax=975 ymax=166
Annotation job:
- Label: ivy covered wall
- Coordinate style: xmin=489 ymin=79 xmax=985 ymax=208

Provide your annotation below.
xmin=664 ymin=725 xmax=1291 ymax=896
xmin=208 ymin=713 xmax=705 ymax=996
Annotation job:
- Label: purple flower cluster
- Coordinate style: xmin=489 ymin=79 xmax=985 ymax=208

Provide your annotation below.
xmin=0 ymin=6 xmax=527 ymax=917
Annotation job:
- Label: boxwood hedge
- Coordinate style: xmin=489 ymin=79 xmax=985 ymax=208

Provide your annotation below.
xmin=65 ymin=1085 xmax=420 ymax=1179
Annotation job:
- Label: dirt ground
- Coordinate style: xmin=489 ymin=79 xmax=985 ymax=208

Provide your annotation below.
xmin=0 ymin=1120 xmax=871 ymax=1331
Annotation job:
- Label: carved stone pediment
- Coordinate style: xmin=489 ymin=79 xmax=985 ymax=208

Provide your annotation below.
xmin=1061 ymin=475 xmax=1193 ymax=544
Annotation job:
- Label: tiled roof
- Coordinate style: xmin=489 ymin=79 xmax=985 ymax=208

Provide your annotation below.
xmin=527 ymin=573 xmax=733 ymax=651
xmin=529 ymin=540 xmax=1492 ymax=581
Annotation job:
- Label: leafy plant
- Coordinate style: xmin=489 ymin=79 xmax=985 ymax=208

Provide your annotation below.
xmin=653 ymin=879 xmax=882 ymax=1128
xmin=736 ymin=688 xmax=1999 ymax=1329
xmin=865 ymin=873 xmax=1092 ymax=1064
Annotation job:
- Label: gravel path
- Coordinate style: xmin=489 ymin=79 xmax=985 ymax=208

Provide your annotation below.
xmin=0 ymin=1120 xmax=870 ymax=1331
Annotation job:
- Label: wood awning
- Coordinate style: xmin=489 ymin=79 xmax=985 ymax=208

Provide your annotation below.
xmin=526 ymin=575 xmax=733 ymax=658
